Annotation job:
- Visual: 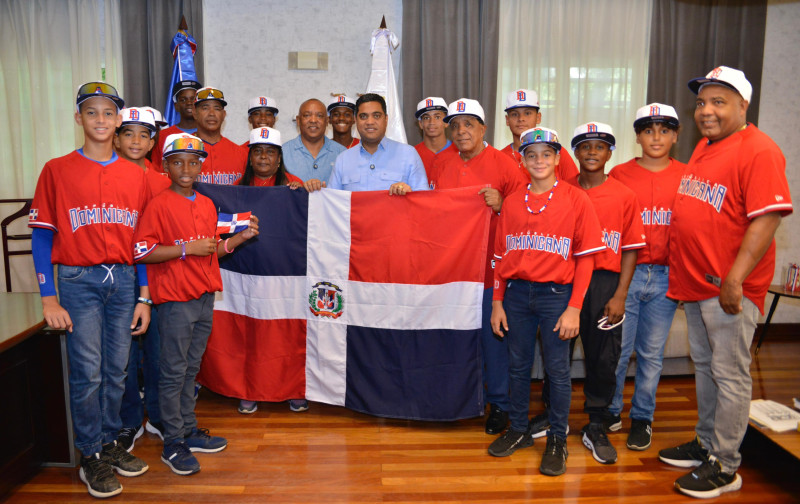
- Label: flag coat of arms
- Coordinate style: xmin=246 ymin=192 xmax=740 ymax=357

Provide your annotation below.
xmin=194 ymin=184 xmax=490 ymax=421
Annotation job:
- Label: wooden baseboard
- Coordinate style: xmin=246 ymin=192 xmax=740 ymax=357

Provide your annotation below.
xmin=755 ymin=322 xmax=799 ymax=341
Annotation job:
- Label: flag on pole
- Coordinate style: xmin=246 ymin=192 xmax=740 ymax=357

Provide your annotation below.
xmin=164 ymin=18 xmax=198 ymax=126
xmin=194 ymin=183 xmax=490 ymax=421
xmin=365 ymin=20 xmax=407 ymax=143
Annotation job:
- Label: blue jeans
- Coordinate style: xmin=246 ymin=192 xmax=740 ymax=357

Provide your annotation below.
xmin=610 ymin=264 xmax=677 ymax=421
xmin=482 ymin=287 xmax=509 ymax=410
xmin=158 ymin=293 xmax=214 ymax=444
xmin=120 ymin=305 xmax=161 ymax=428
xmin=58 ymin=264 xmax=136 ymax=456
xmin=504 ymin=280 xmax=572 ymax=438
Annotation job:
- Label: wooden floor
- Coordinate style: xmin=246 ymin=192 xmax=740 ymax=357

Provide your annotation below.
xmin=6 ymin=339 xmax=799 ymax=503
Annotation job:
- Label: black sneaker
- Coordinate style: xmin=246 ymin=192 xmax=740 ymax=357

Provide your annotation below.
xmin=626 ymin=419 xmax=652 ymax=451
xmin=528 ymin=411 xmax=550 ymax=439
xmin=101 ymin=440 xmax=149 ymax=477
xmin=79 ymin=453 xmax=122 ymax=498
xmin=658 ymin=437 xmax=709 ymax=468
xmin=145 ymin=420 xmax=164 ymax=440
xmin=488 ymin=428 xmax=534 ymax=457
xmin=604 ymin=413 xmax=622 ymax=432
xmin=539 ymin=433 xmax=568 ymax=476
xmin=485 ymin=404 xmax=509 ymax=435
xmin=117 ymin=425 xmax=144 ymax=453
xmin=675 ymin=457 xmax=742 ymax=499
xmin=581 ymin=423 xmax=617 ymax=464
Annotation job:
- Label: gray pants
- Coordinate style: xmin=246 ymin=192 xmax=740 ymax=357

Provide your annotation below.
xmin=157 ymin=293 xmax=215 ymax=444
xmin=684 ymin=297 xmax=758 ymax=473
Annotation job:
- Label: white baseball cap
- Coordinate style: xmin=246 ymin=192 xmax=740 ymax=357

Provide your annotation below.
xmin=633 ymin=103 xmax=680 ymax=129
xmin=444 ymin=98 xmax=485 ymax=124
xmin=571 ymin=122 xmax=616 ymax=150
xmin=519 ymin=127 xmax=561 ymax=154
xmin=415 ymin=97 xmax=448 ymax=119
xmin=327 ymin=95 xmax=356 ymax=113
xmin=162 ymin=133 xmax=208 ymax=160
xmin=119 ymin=107 xmax=157 ymax=137
xmin=504 ymin=89 xmax=540 ymax=112
xmin=248 ymin=96 xmax=279 ymax=115
xmin=249 ymin=127 xmax=282 ymax=147
xmin=688 ymin=66 xmax=752 ymax=102
xmin=140 ymin=106 xmax=167 ymax=128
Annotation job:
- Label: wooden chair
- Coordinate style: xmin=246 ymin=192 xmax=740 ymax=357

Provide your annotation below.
xmin=1 ymin=199 xmax=33 ymax=292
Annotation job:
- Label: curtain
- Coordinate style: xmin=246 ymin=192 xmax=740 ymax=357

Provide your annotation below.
xmin=494 ymin=0 xmax=652 ymax=166
xmin=647 ymin=0 xmax=767 ymax=163
xmin=401 ymin=0 xmax=500 ymax=143
xmin=119 ymin=0 xmax=203 ymax=112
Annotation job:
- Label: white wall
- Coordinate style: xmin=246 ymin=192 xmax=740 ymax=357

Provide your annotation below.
xmin=202 ymin=0 xmax=403 ymax=144
xmin=758 ymin=0 xmax=800 ymax=323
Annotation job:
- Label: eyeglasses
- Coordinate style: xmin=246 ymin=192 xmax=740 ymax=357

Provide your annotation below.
xmin=77 ymin=82 xmax=120 ymax=98
xmin=520 ymin=128 xmax=559 ymax=145
xmin=164 ymin=136 xmax=206 ymax=155
xmin=195 ymin=87 xmax=225 ymax=102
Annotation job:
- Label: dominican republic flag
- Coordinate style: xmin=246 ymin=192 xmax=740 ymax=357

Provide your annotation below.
xmin=194 ymin=183 xmax=490 ymax=421
xmin=216 ymin=212 xmax=251 ymax=234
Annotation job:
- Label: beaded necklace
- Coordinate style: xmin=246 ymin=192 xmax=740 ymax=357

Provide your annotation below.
xmin=524 ymin=179 xmax=558 ymax=215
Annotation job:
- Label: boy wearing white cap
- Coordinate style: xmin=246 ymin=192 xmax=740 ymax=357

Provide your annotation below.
xmin=242 ymin=96 xmax=279 ymax=146
xmin=328 ymin=95 xmax=359 ymax=149
xmin=501 ymin=89 xmax=578 ymax=182
xmin=192 ymin=86 xmax=248 ymax=185
xmin=660 ymin=66 xmax=792 ymax=499
xmin=605 ymin=104 xmax=686 ymax=452
xmin=567 ymin=122 xmax=645 ymax=466
xmin=413 ymin=97 xmax=452 ymax=175
xmin=429 ymin=98 xmax=528 ymax=436
xmin=152 ymin=79 xmax=202 ymax=171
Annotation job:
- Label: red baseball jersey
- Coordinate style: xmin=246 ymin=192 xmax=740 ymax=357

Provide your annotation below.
xmin=144 ymin=159 xmax=171 ymax=198
xmin=28 ymin=150 xmax=148 ymax=266
xmin=609 ymin=158 xmax=686 ymax=265
xmin=195 ymin=136 xmax=247 ymax=185
xmin=501 ymin=143 xmax=579 ymax=184
xmin=570 ymin=177 xmax=646 ymax=273
xmin=668 ymin=124 xmax=793 ymax=312
xmin=493 ymin=181 xmax=605 ymax=302
xmin=430 ymin=145 xmax=529 ymax=289
xmin=414 ymin=141 xmax=454 ymax=180
xmin=348 ymin=138 xmax=360 ymax=149
xmin=150 ymin=124 xmax=184 ymax=173
xmin=241 ymin=171 xmax=303 ymax=187
xmin=133 ymin=189 xmax=223 ymax=304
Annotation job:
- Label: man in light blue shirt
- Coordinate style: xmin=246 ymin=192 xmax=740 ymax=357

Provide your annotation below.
xmin=282 ymin=98 xmax=345 ymax=182
xmin=304 ymin=94 xmax=428 ymax=195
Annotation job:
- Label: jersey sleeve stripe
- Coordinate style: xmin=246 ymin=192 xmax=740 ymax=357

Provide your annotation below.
xmin=746 ymin=203 xmax=793 ymax=219
xmin=574 ymin=245 xmax=606 ymax=256
xmin=28 ymin=222 xmax=57 ymax=232
xmin=621 ymin=242 xmax=647 ymax=250
xmin=134 ymin=244 xmax=158 ymax=261
xmin=493 ymin=253 xmax=503 ymax=260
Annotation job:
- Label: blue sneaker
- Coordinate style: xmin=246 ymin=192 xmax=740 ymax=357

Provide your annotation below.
xmin=184 ymin=427 xmax=227 ymax=453
xmin=161 ymin=441 xmax=200 ymax=475
xmin=289 ymin=399 xmax=309 ymax=412
xmin=238 ymin=400 xmax=258 ymax=414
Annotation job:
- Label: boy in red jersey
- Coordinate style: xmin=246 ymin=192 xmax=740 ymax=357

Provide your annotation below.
xmin=151 ymin=80 xmax=201 ymax=171
xmin=134 ymin=133 xmax=259 ymax=476
xmin=489 ymin=127 xmax=604 ymax=476
xmin=569 ymin=122 xmax=645 ymax=465
xmin=29 ymin=82 xmax=151 ymax=498
xmin=241 ymin=96 xmax=279 ymax=146
xmin=607 ymin=104 xmax=686 ymax=451
xmin=328 ymin=95 xmax=359 ymax=149
xmin=413 ymin=97 xmax=452 ymax=177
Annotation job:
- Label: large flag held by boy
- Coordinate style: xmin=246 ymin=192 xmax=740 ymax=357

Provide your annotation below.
xmin=195 ymin=184 xmax=490 ymax=421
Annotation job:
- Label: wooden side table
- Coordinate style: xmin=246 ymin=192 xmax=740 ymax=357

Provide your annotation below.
xmin=755 ymin=284 xmax=800 ymax=354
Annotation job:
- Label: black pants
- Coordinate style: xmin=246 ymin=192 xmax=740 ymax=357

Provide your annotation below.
xmin=541 ymin=270 xmax=622 ymax=423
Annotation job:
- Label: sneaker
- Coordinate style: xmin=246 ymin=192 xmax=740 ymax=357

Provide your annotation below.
xmin=626 ymin=419 xmax=652 ymax=451
xmin=539 ymin=433 xmax=568 ymax=476
xmin=658 ymin=437 xmax=709 ymax=468
xmin=485 ymin=404 xmax=509 ymax=435
xmin=488 ymin=428 xmax=534 ymax=457
xmin=238 ymin=400 xmax=258 ymax=414
xmin=101 ymin=440 xmax=149 ymax=477
xmin=289 ymin=399 xmax=309 ymax=412
xmin=528 ymin=411 xmax=550 ymax=439
xmin=161 ymin=440 xmax=200 ymax=475
xmin=581 ymin=423 xmax=617 ymax=464
xmin=184 ymin=427 xmax=227 ymax=453
xmin=194 ymin=383 xmax=202 ymax=399
xmin=145 ymin=420 xmax=164 ymax=440
xmin=79 ymin=453 xmax=122 ymax=498
xmin=117 ymin=425 xmax=144 ymax=453
xmin=604 ymin=413 xmax=622 ymax=432
xmin=675 ymin=457 xmax=742 ymax=499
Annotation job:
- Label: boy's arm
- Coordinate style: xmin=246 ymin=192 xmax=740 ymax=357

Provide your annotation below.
xmin=556 ymin=254 xmax=595 ymax=341
xmin=131 ymin=283 xmax=151 ymax=335
xmin=31 ymin=228 xmax=73 ymax=332
xmin=137 ymin=239 xmax=217 ymax=263
xmin=605 ymin=250 xmax=638 ymax=324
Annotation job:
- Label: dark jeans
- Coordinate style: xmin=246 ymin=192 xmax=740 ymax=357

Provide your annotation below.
xmin=482 ymin=287 xmax=510 ymax=410
xmin=120 ymin=305 xmax=161 ymax=428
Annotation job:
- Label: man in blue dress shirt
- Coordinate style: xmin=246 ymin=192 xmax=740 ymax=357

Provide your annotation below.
xmin=303 ymin=94 xmax=428 ymax=195
xmin=282 ymin=98 xmax=345 ymax=182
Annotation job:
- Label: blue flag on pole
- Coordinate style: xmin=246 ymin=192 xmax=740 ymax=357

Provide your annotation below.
xmin=164 ymin=26 xmax=198 ymax=126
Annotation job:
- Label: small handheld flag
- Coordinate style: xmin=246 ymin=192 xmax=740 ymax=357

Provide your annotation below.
xmin=217 ymin=212 xmax=251 ymax=234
